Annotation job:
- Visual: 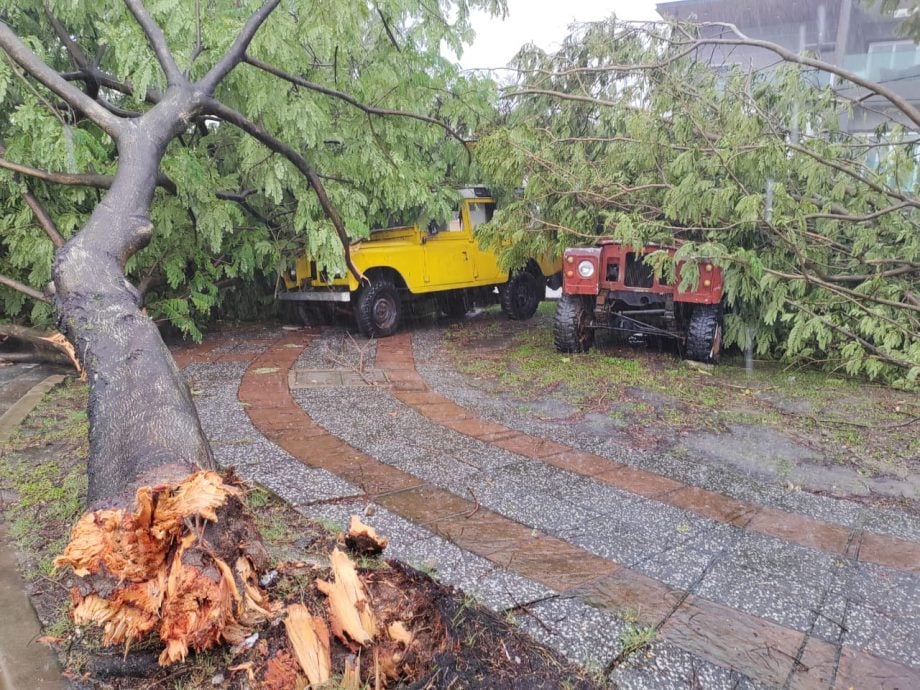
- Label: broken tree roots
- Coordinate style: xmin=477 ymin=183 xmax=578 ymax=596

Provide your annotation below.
xmin=54 ymin=470 xmax=272 ymax=665
xmin=55 ymin=471 xmax=420 ymax=687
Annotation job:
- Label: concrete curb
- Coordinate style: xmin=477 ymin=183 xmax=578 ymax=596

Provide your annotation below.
xmin=0 ymin=374 xmax=67 ymax=689
xmin=0 ymin=375 xmax=66 ymax=446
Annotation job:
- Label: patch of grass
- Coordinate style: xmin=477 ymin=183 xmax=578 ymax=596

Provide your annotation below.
xmin=0 ymin=379 xmax=89 ymax=656
xmin=617 ymin=623 xmax=657 ymax=659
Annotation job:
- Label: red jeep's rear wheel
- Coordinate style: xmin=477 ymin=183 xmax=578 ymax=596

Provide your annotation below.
xmin=685 ymin=304 xmax=723 ymax=364
xmin=554 ymin=294 xmax=595 ymax=353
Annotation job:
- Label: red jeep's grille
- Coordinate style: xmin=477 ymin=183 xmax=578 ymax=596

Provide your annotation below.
xmin=562 ymin=248 xmax=602 ymax=295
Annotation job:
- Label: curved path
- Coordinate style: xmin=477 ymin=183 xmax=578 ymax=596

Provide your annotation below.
xmin=177 ymin=327 xmax=920 ymax=689
xmin=377 ymin=333 xmax=918 ymax=574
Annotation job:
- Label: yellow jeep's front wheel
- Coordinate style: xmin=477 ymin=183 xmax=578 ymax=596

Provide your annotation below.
xmin=354 ymin=277 xmax=402 ymax=337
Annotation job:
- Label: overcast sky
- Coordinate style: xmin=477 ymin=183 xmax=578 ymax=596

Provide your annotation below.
xmin=458 ymin=0 xmax=662 ymax=70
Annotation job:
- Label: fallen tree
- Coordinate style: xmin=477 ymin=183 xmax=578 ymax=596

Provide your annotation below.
xmin=0 ymin=0 xmax=504 ymax=665
xmin=477 ymin=13 xmax=920 ymax=386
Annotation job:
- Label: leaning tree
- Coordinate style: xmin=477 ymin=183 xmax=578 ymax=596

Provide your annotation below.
xmin=477 ymin=15 xmax=920 ymax=385
xmin=0 ymin=0 xmax=503 ymax=662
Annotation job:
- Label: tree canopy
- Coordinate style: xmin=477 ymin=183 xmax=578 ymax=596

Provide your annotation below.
xmin=476 ymin=17 xmax=920 ymax=386
xmin=0 ymin=0 xmax=503 ymax=338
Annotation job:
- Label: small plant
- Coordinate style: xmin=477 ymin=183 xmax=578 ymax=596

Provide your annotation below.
xmin=617 ymin=623 xmax=656 ymax=658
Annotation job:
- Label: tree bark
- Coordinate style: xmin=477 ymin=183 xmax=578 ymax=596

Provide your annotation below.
xmin=53 ymin=89 xmax=214 ymax=507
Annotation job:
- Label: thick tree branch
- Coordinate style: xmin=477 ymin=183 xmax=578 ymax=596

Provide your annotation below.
xmin=0 ymin=155 xmax=176 ymax=193
xmin=198 ymin=0 xmax=280 ymax=94
xmin=0 ymin=141 xmax=66 ymax=248
xmin=203 ymin=99 xmax=365 ymax=282
xmin=22 ymin=189 xmax=65 ymax=248
xmin=45 ymin=8 xmax=91 ymax=71
xmin=243 ymin=55 xmax=472 ymax=152
xmin=123 ymin=0 xmax=184 ymax=86
xmin=0 ymin=274 xmax=49 ymax=303
xmin=0 ymin=22 xmax=123 ymax=139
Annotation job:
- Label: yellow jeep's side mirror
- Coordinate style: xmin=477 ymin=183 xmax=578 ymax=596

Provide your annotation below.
xmin=426 ymin=219 xmax=440 ymax=236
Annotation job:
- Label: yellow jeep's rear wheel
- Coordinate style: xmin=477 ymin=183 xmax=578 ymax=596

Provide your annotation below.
xmin=500 ymin=270 xmax=542 ymax=320
xmin=355 ymin=278 xmax=402 ymax=337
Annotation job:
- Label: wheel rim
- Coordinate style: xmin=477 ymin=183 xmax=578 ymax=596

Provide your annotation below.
xmin=575 ymin=307 xmax=590 ymax=347
xmin=710 ymin=324 xmax=722 ymax=359
xmin=373 ymin=295 xmax=398 ymax=330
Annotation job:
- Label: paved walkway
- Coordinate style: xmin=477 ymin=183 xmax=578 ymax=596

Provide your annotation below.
xmin=175 ymin=326 xmax=920 ymax=689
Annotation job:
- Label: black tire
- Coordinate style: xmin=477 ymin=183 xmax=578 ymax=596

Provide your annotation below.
xmin=685 ymin=304 xmax=723 ymax=364
xmin=554 ymin=294 xmax=595 ymax=353
xmin=500 ymin=271 xmax=541 ymax=320
xmin=354 ymin=278 xmax=402 ymax=337
xmin=440 ymin=292 xmax=468 ymax=318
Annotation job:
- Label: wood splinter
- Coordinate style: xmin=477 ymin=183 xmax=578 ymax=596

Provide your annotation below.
xmin=315 ymin=548 xmax=377 ymax=646
xmin=345 ymin=515 xmax=389 ymax=556
xmin=284 ymin=603 xmax=331 ymax=686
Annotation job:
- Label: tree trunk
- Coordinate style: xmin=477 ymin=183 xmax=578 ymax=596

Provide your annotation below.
xmin=53 ymin=93 xmax=214 ymax=507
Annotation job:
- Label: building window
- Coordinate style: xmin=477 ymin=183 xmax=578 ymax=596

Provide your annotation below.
xmin=867 ymin=40 xmax=917 ymax=76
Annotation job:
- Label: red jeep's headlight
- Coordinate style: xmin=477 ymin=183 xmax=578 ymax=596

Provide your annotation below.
xmin=577 ymin=260 xmax=595 ymax=278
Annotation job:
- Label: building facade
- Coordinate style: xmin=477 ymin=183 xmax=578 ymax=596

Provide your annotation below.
xmin=656 ymin=0 xmax=920 ymax=132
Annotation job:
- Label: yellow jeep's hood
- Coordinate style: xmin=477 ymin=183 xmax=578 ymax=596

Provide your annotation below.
xmin=352 ymin=224 xmax=420 ymax=245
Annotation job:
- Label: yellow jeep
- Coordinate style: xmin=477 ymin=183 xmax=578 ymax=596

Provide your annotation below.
xmin=280 ymin=187 xmax=561 ymax=337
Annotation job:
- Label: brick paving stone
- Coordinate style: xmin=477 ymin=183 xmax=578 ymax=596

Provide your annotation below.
xmin=662 ymin=596 xmax=804 ymax=688
xmin=593 ymin=464 xmax=685 ymax=498
xmin=491 ymin=433 xmax=570 ymax=458
xmin=430 ymin=510 xmax=542 ymax=558
xmin=668 ymin=485 xmax=757 ymax=528
xmin=858 ymin=532 xmax=920 ymax=572
xmin=788 ymin=637 xmax=839 ymax=690
xmin=377 ymin=485 xmax=476 ymax=525
xmin=835 ymin=646 xmax=920 ymax=689
xmin=747 ymin=507 xmax=851 ymax=555
xmin=487 ymin=535 xmax=619 ymax=591
xmin=574 ymin=569 xmax=683 ymax=627
xmin=542 ymin=450 xmax=620 ymax=477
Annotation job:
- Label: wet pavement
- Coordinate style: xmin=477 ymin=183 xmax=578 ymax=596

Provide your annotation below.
xmin=173 ymin=324 xmax=920 ymax=689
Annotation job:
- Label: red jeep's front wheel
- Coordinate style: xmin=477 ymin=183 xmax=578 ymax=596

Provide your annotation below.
xmin=685 ymin=304 xmax=723 ymax=364
xmin=554 ymin=294 xmax=595 ymax=353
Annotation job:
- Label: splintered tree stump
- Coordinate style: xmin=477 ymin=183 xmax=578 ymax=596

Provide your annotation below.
xmin=54 ymin=470 xmax=272 ymax=665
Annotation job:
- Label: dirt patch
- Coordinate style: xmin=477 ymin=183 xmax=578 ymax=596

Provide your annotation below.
xmin=443 ymin=304 xmax=920 ymax=513
xmin=0 ymin=377 xmax=599 ymax=689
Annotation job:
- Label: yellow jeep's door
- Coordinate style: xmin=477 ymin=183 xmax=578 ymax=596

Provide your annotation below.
xmin=422 ymin=207 xmax=477 ymax=289
xmin=464 ymin=198 xmax=506 ymax=284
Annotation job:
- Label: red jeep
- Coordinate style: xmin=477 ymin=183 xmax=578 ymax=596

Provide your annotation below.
xmin=553 ymin=242 xmax=725 ymax=363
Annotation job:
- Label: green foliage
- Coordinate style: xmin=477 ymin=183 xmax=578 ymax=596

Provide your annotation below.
xmin=476 ymin=18 xmax=920 ymax=387
xmin=868 ymin=0 xmax=920 ymax=40
xmin=0 ymin=0 xmax=504 ymax=336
